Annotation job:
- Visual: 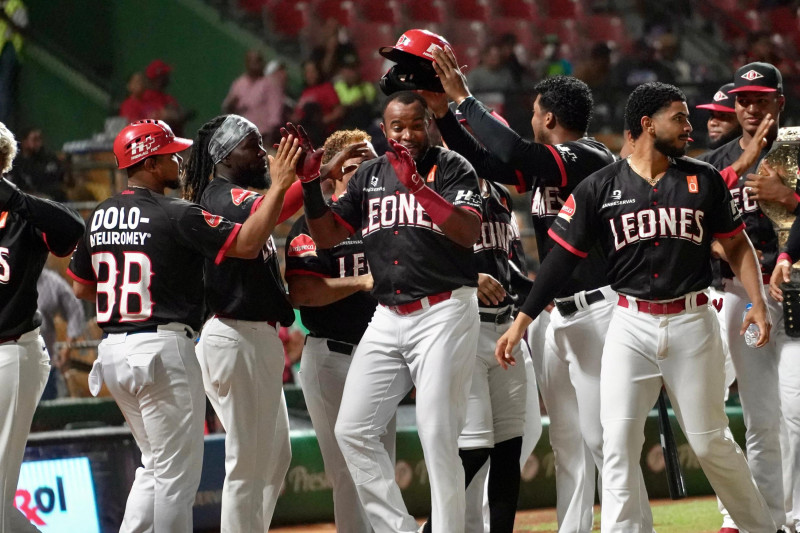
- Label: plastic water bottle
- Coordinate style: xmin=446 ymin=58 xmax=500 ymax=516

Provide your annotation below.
xmin=743 ymin=303 xmax=760 ymax=348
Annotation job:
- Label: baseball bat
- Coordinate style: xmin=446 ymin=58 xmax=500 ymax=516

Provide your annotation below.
xmin=657 ymin=388 xmax=687 ymax=499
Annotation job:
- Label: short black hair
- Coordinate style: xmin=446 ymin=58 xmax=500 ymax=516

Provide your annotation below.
xmin=381 ymin=91 xmax=429 ymax=121
xmin=532 ymin=76 xmax=593 ymax=134
xmin=625 ymin=82 xmax=686 ymax=140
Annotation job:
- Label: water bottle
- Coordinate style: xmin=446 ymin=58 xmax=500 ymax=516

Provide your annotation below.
xmin=743 ymin=303 xmax=760 ymax=348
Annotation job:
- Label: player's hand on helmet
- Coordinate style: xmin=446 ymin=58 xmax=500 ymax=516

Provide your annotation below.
xmin=386 ymin=139 xmax=424 ymax=194
xmin=417 ymin=90 xmax=450 ymax=119
xmin=770 ymin=257 xmax=793 ymax=302
xmin=744 ymin=160 xmax=793 ymax=208
xmin=320 ymin=141 xmax=377 ymax=182
xmin=477 ymin=273 xmax=507 ymax=306
xmin=430 ymin=46 xmax=472 ymax=105
xmin=740 ymin=300 xmax=771 ymax=347
xmin=268 ymin=135 xmax=302 ymax=191
xmin=281 ymin=123 xmax=324 ymax=182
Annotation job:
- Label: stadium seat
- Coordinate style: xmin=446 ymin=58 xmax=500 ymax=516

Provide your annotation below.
xmin=584 ymin=14 xmax=628 ymax=49
xmin=312 ymin=0 xmax=357 ymax=27
xmin=448 ymin=20 xmax=489 ymax=52
xmin=448 ymin=0 xmax=492 ymax=22
xmin=266 ymin=0 xmax=309 ymax=38
xmin=356 ymin=0 xmax=403 ymax=26
xmin=405 ymin=0 xmax=447 ymax=23
xmin=543 ymin=0 xmax=585 ymax=20
xmin=767 ymin=6 xmax=800 ymax=35
xmin=494 ymin=0 xmax=540 ymax=22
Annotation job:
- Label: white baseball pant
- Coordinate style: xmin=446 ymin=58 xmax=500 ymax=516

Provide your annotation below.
xmin=300 ymin=335 xmax=397 ymax=533
xmin=96 ymin=323 xmax=205 ymax=533
xmin=716 ymin=278 xmax=787 ymax=530
xmin=335 ymin=287 xmax=480 ymax=533
xmin=196 ymin=316 xmax=291 ymax=533
xmin=0 ymin=329 xmax=50 ymax=532
xmin=601 ymin=294 xmax=775 ymax=533
xmin=774 ymin=306 xmax=800 ymax=532
xmin=463 ymin=327 xmax=540 ymax=533
xmin=529 ymin=310 xmax=596 ymax=533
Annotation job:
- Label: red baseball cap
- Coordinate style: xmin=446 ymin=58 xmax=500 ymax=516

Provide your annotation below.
xmin=145 ymin=59 xmax=172 ymax=80
xmin=696 ymin=83 xmax=736 ymax=113
xmin=728 ymin=62 xmax=783 ymax=94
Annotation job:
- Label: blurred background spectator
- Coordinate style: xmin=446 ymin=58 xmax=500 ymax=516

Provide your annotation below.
xmin=333 ymin=53 xmax=378 ymax=131
xmin=119 ymin=71 xmax=157 ymax=123
xmin=141 ymin=58 xmax=194 ymax=135
xmin=291 ymin=58 xmax=343 ymax=146
xmin=8 ymin=126 xmax=69 ymax=201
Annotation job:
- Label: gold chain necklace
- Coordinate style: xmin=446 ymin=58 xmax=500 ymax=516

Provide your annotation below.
xmin=627 ymin=156 xmax=662 ymax=187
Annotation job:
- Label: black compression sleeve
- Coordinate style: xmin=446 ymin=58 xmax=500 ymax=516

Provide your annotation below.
xmin=301 ymin=178 xmax=329 ymax=220
xmin=435 ymin=111 xmax=520 ymax=185
xmin=519 ymin=244 xmax=582 ymax=319
xmin=11 ymin=190 xmax=85 ymax=256
xmin=458 ymin=97 xmax=562 ymax=182
xmin=784 ymin=213 xmax=800 ymax=261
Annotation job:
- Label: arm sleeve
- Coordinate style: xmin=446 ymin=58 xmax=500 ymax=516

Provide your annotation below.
xmin=435 ymin=111 xmax=522 ymax=185
xmin=784 ymin=214 xmax=800 ymax=262
xmin=6 ymin=192 xmax=85 ymax=257
xmin=519 ymin=244 xmax=582 ymax=318
xmin=458 ymin=97 xmax=562 ymax=183
xmin=277 ymin=180 xmax=304 ymax=224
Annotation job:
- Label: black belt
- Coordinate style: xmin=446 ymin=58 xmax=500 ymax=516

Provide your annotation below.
xmin=103 ymin=325 xmax=194 ymax=339
xmin=326 ymin=339 xmax=356 ymax=356
xmin=479 ymin=306 xmax=513 ymax=324
xmin=554 ymin=289 xmax=606 ymax=317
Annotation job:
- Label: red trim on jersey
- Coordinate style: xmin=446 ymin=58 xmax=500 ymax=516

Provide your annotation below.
xmin=66 ymin=268 xmax=96 ymax=286
xmin=794 ymin=191 xmax=800 ymax=205
xmin=460 ymin=205 xmax=483 ymax=222
xmin=713 ymin=222 xmax=745 ymax=240
xmin=547 ymin=228 xmax=588 ymax=258
xmin=215 ymin=223 xmax=243 ymax=265
xmin=249 ymin=195 xmax=264 ymax=216
xmin=332 ymin=212 xmax=355 ymax=235
xmin=277 ymin=181 xmax=304 ymax=223
xmin=284 ymin=268 xmax=329 ymax=279
xmin=545 ymin=145 xmax=568 ymax=187
xmin=719 ymin=166 xmax=739 ymax=188
xmin=40 ymin=232 xmax=75 ymax=257
xmin=513 ymin=170 xmax=527 ymax=194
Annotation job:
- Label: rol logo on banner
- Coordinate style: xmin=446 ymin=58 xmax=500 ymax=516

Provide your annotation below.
xmin=15 ymin=457 xmax=101 ymax=532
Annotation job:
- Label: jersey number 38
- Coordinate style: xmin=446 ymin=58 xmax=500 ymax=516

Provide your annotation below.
xmin=91 ymin=252 xmax=153 ymax=323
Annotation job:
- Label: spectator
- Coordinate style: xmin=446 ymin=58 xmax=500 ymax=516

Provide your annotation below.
xmin=291 ymin=59 xmax=343 ymax=146
xmin=142 ymin=58 xmax=193 ymax=135
xmin=496 ymin=32 xmax=529 ymax=85
xmin=37 ymin=266 xmax=86 ymax=400
xmin=613 ymin=39 xmax=675 ymax=87
xmin=0 ymin=0 xmax=26 ymax=127
xmin=467 ymin=41 xmax=517 ymax=95
xmin=222 ymin=49 xmax=286 ymax=145
xmin=534 ymin=34 xmax=573 ymax=78
xmin=119 ymin=72 xmax=158 ymax=123
xmin=8 ymin=127 xmax=68 ymax=201
xmin=654 ymin=33 xmax=692 ymax=84
xmin=310 ymin=18 xmax=359 ymax=80
xmin=333 ymin=54 xmax=377 ymax=130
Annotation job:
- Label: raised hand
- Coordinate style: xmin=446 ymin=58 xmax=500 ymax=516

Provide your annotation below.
xmin=268 ymin=134 xmax=302 ymax=191
xmin=430 ymin=46 xmax=472 ymax=105
xmin=386 ymin=139 xmax=424 ymax=193
xmin=281 ymin=123 xmax=324 ymax=182
xmin=321 ymin=141 xmax=378 ymax=182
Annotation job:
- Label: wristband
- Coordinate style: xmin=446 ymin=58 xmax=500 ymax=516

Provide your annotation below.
xmin=413 ymin=185 xmax=456 ymax=227
xmin=301 ymin=179 xmax=330 ymax=220
xmin=778 ymin=252 xmax=794 ymax=265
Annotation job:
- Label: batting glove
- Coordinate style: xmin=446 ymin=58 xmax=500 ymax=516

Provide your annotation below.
xmin=281 ymin=123 xmax=324 ymax=183
xmin=386 ymin=140 xmax=424 ymax=194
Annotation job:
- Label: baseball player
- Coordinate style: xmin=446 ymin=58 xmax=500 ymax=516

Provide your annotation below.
xmin=697 ymin=83 xmax=741 ymax=149
xmin=299 ymin=90 xmax=483 ymax=533
xmin=0 ymin=122 xmax=84 ymax=531
xmin=697 ymin=62 xmax=796 ymax=533
xmin=68 ymin=120 xmax=301 ymax=532
xmin=180 ymin=114 xmax=301 ymax=532
xmin=430 ymin=46 xmax=653 ymax=532
xmin=496 ymin=82 xmax=777 ymax=533
xmin=285 ymin=129 xmax=387 ymax=533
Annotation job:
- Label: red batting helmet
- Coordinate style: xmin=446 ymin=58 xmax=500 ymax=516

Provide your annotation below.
xmin=113 ymin=120 xmax=193 ymax=169
xmin=379 ymin=29 xmax=453 ymax=66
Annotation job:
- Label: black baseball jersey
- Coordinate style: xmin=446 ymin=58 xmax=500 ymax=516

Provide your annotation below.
xmin=200 ymin=178 xmax=294 ymax=325
xmin=474 ymin=181 xmax=522 ymax=308
xmin=330 ymin=146 xmax=482 ymax=305
xmin=697 ymin=137 xmax=779 ymax=277
xmin=285 ymin=214 xmax=377 ymax=344
xmin=0 ymin=193 xmax=84 ymax=338
xmin=445 ymin=99 xmax=615 ymax=297
xmin=550 ymin=157 xmax=744 ymax=300
xmin=68 ymin=187 xmax=241 ymax=333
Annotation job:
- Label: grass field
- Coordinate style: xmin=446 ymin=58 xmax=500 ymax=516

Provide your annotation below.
xmin=269 ymin=496 xmax=724 ymax=532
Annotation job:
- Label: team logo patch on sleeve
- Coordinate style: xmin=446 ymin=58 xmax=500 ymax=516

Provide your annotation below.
xmin=231 ymin=188 xmax=259 ymax=205
xmin=557 ymin=194 xmax=576 ymax=222
xmin=686 ymin=175 xmax=698 ymax=193
xmin=202 ymin=211 xmax=223 ymax=227
xmin=288 ymin=234 xmax=318 ymax=257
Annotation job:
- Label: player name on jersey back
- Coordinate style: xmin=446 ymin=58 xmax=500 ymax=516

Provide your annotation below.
xmin=88 ymin=207 xmax=151 ymax=247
